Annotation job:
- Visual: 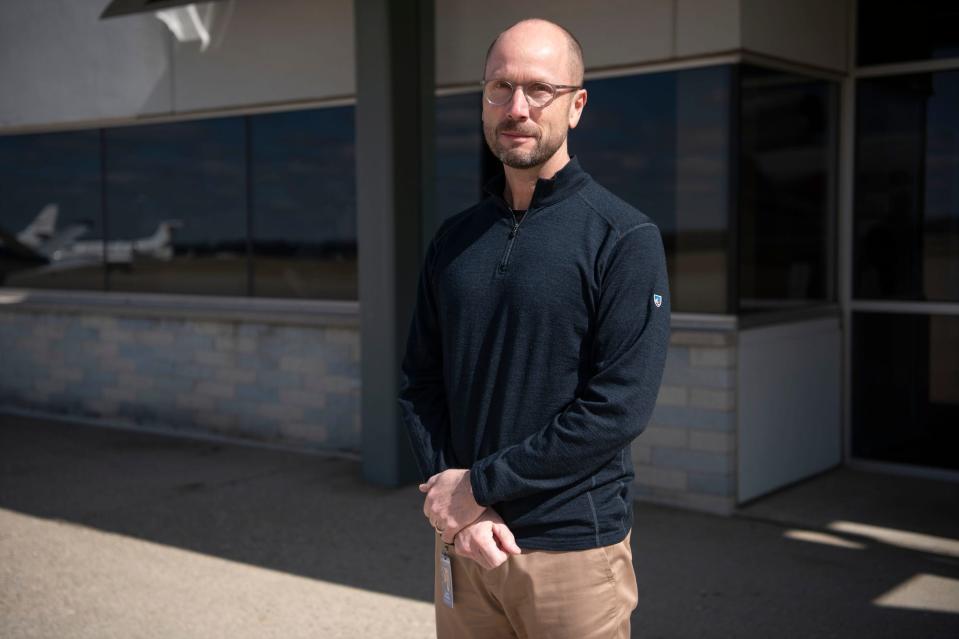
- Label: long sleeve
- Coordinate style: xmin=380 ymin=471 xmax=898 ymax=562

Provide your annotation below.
xmin=397 ymin=237 xmax=454 ymax=481
xmin=469 ymin=223 xmax=671 ymax=506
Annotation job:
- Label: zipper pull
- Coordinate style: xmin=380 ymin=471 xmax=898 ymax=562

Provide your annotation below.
xmin=509 ymin=224 xmax=518 ymax=239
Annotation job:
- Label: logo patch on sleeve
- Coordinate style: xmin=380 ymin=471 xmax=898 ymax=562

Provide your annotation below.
xmin=653 ymin=293 xmax=663 ymax=308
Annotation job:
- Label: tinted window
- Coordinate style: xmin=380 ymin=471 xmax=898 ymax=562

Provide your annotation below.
xmin=855 ymin=71 xmax=959 ymax=302
xmin=0 ymin=130 xmax=104 ymax=290
xmin=250 ymin=107 xmax=356 ymax=300
xmin=858 ymin=0 xmax=959 ymax=66
xmin=738 ymin=65 xmax=839 ymax=313
xmin=103 ymin=117 xmax=247 ymax=296
xmin=852 ymin=312 xmax=959 ymax=471
xmin=435 ymin=92 xmax=484 ymax=221
xmin=576 ymin=66 xmax=733 ymax=313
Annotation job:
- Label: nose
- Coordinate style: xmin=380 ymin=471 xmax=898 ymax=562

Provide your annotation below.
xmin=505 ymin=85 xmax=530 ymax=120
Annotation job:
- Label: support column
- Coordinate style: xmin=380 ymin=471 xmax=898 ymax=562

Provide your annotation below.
xmin=355 ymin=0 xmax=435 ymax=485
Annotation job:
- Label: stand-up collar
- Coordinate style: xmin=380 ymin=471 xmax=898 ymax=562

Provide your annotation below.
xmin=483 ymin=156 xmax=592 ymax=211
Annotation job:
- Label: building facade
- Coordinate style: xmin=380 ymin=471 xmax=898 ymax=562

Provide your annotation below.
xmin=1 ymin=0 xmax=956 ymax=514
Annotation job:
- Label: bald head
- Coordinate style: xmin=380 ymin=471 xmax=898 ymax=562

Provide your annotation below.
xmin=484 ymin=19 xmax=584 ymax=85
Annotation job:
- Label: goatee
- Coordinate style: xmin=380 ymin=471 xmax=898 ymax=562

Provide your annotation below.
xmin=485 ymin=122 xmax=566 ymax=170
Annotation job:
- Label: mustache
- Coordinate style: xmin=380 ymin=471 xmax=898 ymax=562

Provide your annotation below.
xmin=497 ymin=122 xmax=540 ymax=138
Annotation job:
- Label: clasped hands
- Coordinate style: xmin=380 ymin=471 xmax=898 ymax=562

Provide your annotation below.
xmin=420 ymin=468 xmax=521 ymax=569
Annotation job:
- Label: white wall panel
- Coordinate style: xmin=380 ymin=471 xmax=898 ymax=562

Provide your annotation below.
xmin=738 ymin=317 xmax=842 ymax=502
xmin=741 ymin=0 xmax=849 ymax=72
xmin=436 ymin=0 xmax=674 ymax=86
xmin=172 ymin=0 xmax=354 ymax=113
xmin=676 ymin=0 xmax=740 ymax=57
xmin=0 ymin=0 xmax=171 ymax=129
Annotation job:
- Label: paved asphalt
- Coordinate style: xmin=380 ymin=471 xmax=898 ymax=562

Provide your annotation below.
xmin=1 ymin=412 xmax=957 ymax=638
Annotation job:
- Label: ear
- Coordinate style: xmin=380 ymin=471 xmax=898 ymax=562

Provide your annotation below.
xmin=567 ymin=88 xmax=587 ymax=129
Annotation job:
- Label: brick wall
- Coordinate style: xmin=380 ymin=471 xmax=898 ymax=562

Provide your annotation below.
xmin=2 ymin=309 xmax=744 ymax=514
xmin=0 ymin=310 xmax=360 ymax=452
xmin=632 ymin=329 xmax=738 ymax=514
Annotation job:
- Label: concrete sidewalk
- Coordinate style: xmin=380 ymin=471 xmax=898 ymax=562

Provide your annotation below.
xmin=1 ymin=413 xmax=957 ymax=638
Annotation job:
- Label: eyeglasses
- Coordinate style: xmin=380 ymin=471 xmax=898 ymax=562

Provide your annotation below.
xmin=481 ymin=79 xmax=582 ymax=108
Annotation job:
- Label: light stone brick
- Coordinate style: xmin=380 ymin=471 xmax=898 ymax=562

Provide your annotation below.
xmin=215 ymin=367 xmax=257 ymax=384
xmin=279 ymin=421 xmax=329 ymax=443
xmin=140 ymin=331 xmax=175 ymax=347
xmin=81 ymin=315 xmax=114 ymax=327
xmin=35 ymin=380 xmax=67 ymax=394
xmin=192 ymin=322 xmax=226 ymax=335
xmin=631 ymin=443 xmax=652 ymax=464
xmin=194 ymin=351 xmax=232 ymax=367
xmin=84 ymin=341 xmax=115 ymax=358
xmin=257 ymin=403 xmax=306 ymax=421
xmin=657 ymin=384 xmax=688 ymax=406
xmin=50 ymin=367 xmax=84 ymax=382
xmin=213 ymin=335 xmax=257 ymax=353
xmin=84 ymin=399 xmax=118 ymax=414
xmin=278 ymin=355 xmax=318 ymax=374
xmin=638 ymin=425 xmax=688 ymax=448
xmin=690 ymin=347 xmax=736 ymax=368
xmin=195 ymin=381 xmax=235 ymax=399
xmin=670 ymin=331 xmax=735 ymax=347
xmin=99 ymin=358 xmax=136 ymax=373
xmin=99 ymin=329 xmax=135 ymax=343
xmin=687 ymin=471 xmax=736 ymax=497
xmin=689 ymin=430 xmax=735 ymax=453
xmin=116 ymin=375 xmax=154 ymax=390
xmin=325 ymin=328 xmax=357 ymax=345
xmin=34 ymin=325 xmax=66 ymax=339
xmin=175 ymin=393 xmax=217 ymax=411
xmin=690 ymin=388 xmax=736 ymax=411
xmin=203 ymin=412 xmax=239 ymax=430
xmin=279 ymin=388 xmax=327 ymax=409
xmin=103 ymin=387 xmax=138 ymax=402
xmin=636 ymin=466 xmax=687 ymax=491
xmin=234 ymin=337 xmax=257 ymax=353
xmin=320 ymin=375 xmax=360 ymax=393
xmin=651 ymin=447 xmax=732 ymax=474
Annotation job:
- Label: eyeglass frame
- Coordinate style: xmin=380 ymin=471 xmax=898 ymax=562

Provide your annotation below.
xmin=480 ymin=78 xmax=583 ymax=108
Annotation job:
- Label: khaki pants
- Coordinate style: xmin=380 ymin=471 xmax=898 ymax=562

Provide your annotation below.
xmin=434 ymin=530 xmax=637 ymax=639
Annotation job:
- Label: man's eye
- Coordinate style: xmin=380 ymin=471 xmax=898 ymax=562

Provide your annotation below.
xmin=494 ymin=80 xmax=512 ymax=91
xmin=527 ymin=83 xmax=553 ymax=98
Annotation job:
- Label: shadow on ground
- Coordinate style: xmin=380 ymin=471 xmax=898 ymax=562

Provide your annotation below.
xmin=2 ymin=412 xmax=958 ymax=638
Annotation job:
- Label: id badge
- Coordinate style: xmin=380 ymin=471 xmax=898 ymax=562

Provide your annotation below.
xmin=440 ymin=547 xmax=454 ymax=608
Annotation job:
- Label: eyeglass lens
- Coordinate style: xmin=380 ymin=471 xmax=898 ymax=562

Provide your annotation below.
xmin=486 ymin=81 xmax=556 ymax=107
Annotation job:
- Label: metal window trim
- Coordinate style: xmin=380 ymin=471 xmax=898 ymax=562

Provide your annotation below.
xmin=0 ymin=95 xmax=358 ymax=138
xmin=0 ymin=287 xmax=359 ymax=327
xmin=737 ymin=52 xmax=846 ymax=82
xmin=855 ymin=57 xmax=959 ymax=78
xmin=839 ymin=0 xmax=858 ymax=472
xmin=849 ymin=300 xmax=959 ymax=316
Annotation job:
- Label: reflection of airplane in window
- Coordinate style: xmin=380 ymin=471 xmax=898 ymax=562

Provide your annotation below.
xmin=0 ymin=204 xmax=183 ymax=274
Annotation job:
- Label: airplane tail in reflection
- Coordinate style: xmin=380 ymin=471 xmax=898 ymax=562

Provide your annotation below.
xmin=15 ymin=204 xmax=58 ymax=249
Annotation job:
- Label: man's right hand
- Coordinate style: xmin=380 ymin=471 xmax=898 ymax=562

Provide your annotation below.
xmin=452 ymin=509 xmax=522 ymax=570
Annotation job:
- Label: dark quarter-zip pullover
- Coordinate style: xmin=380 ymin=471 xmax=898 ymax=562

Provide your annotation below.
xmin=399 ymin=157 xmax=671 ymax=550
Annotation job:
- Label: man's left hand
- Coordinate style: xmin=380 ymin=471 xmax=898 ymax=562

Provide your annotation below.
xmin=420 ymin=468 xmax=485 ymax=543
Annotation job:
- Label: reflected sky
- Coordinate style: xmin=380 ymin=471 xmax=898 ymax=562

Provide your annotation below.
xmin=105 ymin=117 xmax=246 ymax=248
xmin=858 ymin=0 xmax=959 ymax=66
xmin=435 ymin=92 xmax=483 ymax=220
xmin=0 ymin=129 xmax=103 ymax=240
xmin=252 ymin=106 xmax=356 ymax=247
xmin=576 ymin=66 xmax=733 ymax=236
xmin=855 ymin=70 xmax=959 ymax=302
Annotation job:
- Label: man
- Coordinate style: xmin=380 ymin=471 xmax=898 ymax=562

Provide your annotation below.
xmin=398 ymin=18 xmax=670 ymax=639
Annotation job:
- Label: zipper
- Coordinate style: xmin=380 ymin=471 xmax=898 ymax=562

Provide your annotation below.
xmin=498 ymin=208 xmax=529 ymax=273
